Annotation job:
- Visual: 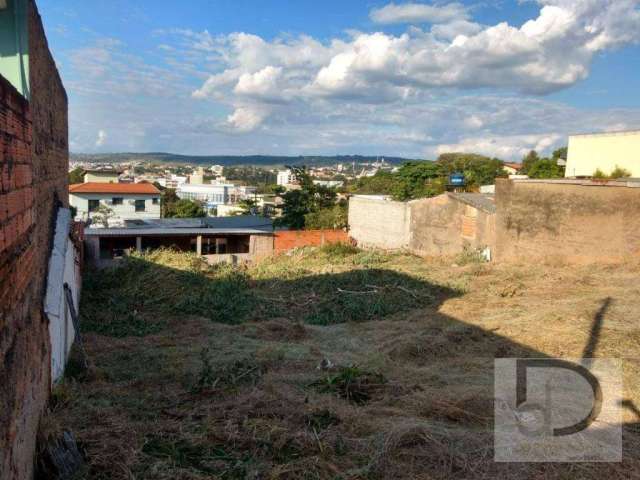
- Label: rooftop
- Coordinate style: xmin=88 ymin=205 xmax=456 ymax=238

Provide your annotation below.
xmin=449 ymin=192 xmax=496 ymax=214
xmin=84 ymin=215 xmax=274 ymax=236
xmin=70 ymin=182 xmax=161 ymax=195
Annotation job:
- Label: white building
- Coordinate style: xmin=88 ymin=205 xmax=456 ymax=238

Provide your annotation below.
xmin=69 ymin=182 xmax=161 ymax=223
xmin=313 ymin=180 xmax=344 ymax=188
xmin=161 ymin=174 xmax=188 ymax=189
xmin=277 ymin=169 xmax=295 ymax=186
xmin=566 ymin=130 xmax=640 ymax=178
xmin=177 ymin=183 xmax=257 ymax=214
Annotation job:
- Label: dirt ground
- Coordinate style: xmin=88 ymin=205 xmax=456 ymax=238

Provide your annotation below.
xmin=48 ymin=246 xmax=640 ymax=479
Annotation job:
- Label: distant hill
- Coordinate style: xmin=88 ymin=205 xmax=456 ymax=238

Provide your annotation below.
xmin=70 ymin=152 xmax=417 ymax=167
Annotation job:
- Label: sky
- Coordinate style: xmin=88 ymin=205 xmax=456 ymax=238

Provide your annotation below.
xmin=37 ymin=0 xmax=640 ymax=160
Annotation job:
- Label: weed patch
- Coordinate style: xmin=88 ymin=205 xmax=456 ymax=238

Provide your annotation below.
xmin=312 ymin=365 xmax=387 ymax=405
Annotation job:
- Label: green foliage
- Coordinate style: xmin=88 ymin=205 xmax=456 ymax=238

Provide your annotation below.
xmin=69 ymin=167 xmax=84 ymax=184
xmin=527 ymin=159 xmax=563 ymax=179
xmin=312 ymin=365 xmax=386 ymax=405
xmin=160 ymin=188 xmax=179 ymax=217
xmin=276 ymin=167 xmax=338 ymax=229
xmin=521 ymin=150 xmax=540 ymax=174
xmin=392 ymin=161 xmax=444 ymax=200
xmin=222 ymin=166 xmax=277 ymax=186
xmin=592 ymin=168 xmax=607 ymax=179
xmin=436 ymin=153 xmax=507 ymax=188
xmin=238 ymin=198 xmax=258 ymax=215
xmin=91 ymin=205 xmax=115 ymax=228
xmin=609 ymin=166 xmax=632 ymax=179
xmin=80 ymin=250 xmax=257 ymax=336
xmin=351 ymin=155 xmax=507 ymax=200
xmin=304 ymin=202 xmax=348 ymax=229
xmin=142 ymin=434 xmax=252 ymax=478
xmin=166 ymin=199 xmax=206 ymax=218
xmin=349 ymin=171 xmax=400 ymax=196
xmin=552 ymin=146 xmax=568 ymax=161
xmin=80 ymin=248 xmax=445 ymax=336
xmin=592 ymin=166 xmax=632 ymax=179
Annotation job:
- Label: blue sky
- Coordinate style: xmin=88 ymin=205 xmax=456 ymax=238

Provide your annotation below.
xmin=37 ymin=0 xmax=640 ymax=160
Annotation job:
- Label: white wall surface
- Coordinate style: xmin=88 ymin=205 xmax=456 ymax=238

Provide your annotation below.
xmin=70 ymin=193 xmax=161 ymax=221
xmin=45 ymin=209 xmax=82 ymax=384
xmin=566 ymin=131 xmax=640 ymax=177
xmin=348 ymin=195 xmax=411 ymax=249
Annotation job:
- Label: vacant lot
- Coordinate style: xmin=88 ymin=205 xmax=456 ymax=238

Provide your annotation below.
xmin=50 ymin=246 xmax=640 ymax=479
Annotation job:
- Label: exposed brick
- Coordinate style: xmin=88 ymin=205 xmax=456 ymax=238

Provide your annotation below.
xmin=274 ymin=230 xmax=348 ymax=252
xmin=1 ymin=2 xmax=69 ymax=478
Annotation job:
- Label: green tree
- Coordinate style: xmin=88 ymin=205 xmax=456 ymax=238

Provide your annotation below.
xmin=277 ymin=167 xmax=338 ymax=229
xmin=521 ymin=150 xmax=540 ymax=174
xmin=392 ymin=161 xmax=443 ymax=200
xmin=91 ymin=205 xmax=115 ymax=228
xmin=527 ymin=159 xmax=563 ymax=179
xmin=436 ymin=153 xmax=506 ymax=187
xmin=170 ymin=199 xmax=206 ymax=218
xmin=304 ymin=202 xmax=348 ymax=230
xmin=69 ymin=167 xmax=84 ymax=184
xmin=552 ymin=147 xmax=568 ymax=161
xmin=238 ymin=198 xmax=258 ymax=215
xmin=160 ymin=188 xmax=180 ymax=218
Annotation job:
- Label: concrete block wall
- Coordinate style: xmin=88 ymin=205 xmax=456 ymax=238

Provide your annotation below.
xmin=495 ymin=179 xmax=640 ymax=263
xmin=0 ymin=1 xmax=68 ymax=478
xmin=348 ymin=196 xmax=411 ymax=249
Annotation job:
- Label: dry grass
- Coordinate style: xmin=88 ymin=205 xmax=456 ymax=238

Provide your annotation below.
xmin=51 ymin=246 xmax=640 ymax=479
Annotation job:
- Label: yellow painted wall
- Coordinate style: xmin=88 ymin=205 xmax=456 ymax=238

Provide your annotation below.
xmin=84 ymin=172 xmax=119 ymax=183
xmin=566 ymin=131 xmax=640 ymax=178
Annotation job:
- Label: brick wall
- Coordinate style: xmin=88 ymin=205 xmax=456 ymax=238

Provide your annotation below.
xmin=0 ymin=1 xmax=68 ymax=478
xmin=495 ymin=179 xmax=640 ymax=263
xmin=274 ymin=229 xmax=348 ymax=252
xmin=409 ymin=193 xmax=496 ymax=257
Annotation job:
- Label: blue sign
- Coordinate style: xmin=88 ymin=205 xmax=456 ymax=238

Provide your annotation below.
xmin=449 ymin=173 xmax=466 ymax=186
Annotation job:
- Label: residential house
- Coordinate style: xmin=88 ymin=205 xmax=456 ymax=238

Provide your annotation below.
xmin=503 ymin=162 xmax=523 ymax=175
xmin=69 ymin=182 xmax=161 ymax=223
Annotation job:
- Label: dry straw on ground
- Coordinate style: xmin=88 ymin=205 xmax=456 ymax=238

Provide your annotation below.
xmin=50 ymin=246 xmax=640 ymax=479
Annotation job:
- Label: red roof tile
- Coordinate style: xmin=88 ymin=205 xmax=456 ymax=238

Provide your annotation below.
xmin=69 ymin=182 xmax=161 ymax=195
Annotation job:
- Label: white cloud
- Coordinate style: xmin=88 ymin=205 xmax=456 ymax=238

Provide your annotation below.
xmin=436 ymin=133 xmax=564 ymax=159
xmin=370 ymin=2 xmax=469 ymax=25
xmin=234 ymin=66 xmax=286 ymax=102
xmin=62 ymin=1 xmax=640 ymax=157
xmin=226 ymin=106 xmax=269 ymax=132
xmin=95 ymin=129 xmax=107 ymax=147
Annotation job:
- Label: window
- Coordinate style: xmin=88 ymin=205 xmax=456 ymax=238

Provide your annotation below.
xmin=152 ymin=197 xmax=159 ymax=205
xmin=88 ymin=199 xmax=100 ymax=213
xmin=112 ymin=197 xmax=123 ymax=205
xmin=135 ymin=200 xmax=146 ymax=212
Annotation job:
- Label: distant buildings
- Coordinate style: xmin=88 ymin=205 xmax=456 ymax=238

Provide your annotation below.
xmin=566 ymin=130 xmax=640 ymax=178
xmin=69 ymin=182 xmax=161 ymax=223
xmin=503 ymin=163 xmax=523 ymax=175
xmin=313 ymin=179 xmax=344 ymax=188
xmin=176 ymin=182 xmax=257 ymax=214
xmin=189 ymin=167 xmax=205 ymax=185
xmin=277 ymin=169 xmax=296 ymax=186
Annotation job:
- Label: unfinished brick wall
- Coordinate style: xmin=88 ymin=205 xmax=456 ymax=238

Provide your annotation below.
xmin=274 ymin=229 xmax=348 ymax=252
xmin=0 ymin=1 xmax=68 ymax=478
